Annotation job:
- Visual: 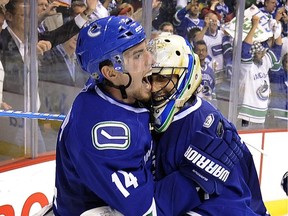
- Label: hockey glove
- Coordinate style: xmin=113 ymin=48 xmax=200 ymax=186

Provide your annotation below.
xmin=179 ymin=112 xmax=244 ymax=195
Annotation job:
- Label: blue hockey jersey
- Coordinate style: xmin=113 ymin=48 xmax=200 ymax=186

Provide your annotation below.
xmin=53 ymin=86 xmax=201 ymax=216
xmin=154 ymin=96 xmax=269 ymax=216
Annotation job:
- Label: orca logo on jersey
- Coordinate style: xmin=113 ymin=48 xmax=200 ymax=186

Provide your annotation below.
xmin=256 ymin=80 xmax=269 ymax=101
xmin=184 ymin=146 xmax=230 ymax=182
xmin=92 ymin=121 xmax=130 ymax=150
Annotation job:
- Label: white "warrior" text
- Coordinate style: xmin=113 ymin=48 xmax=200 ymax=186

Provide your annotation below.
xmin=184 ymin=146 xmax=230 ymax=182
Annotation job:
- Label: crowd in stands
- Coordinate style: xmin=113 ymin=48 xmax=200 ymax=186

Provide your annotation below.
xmin=152 ymin=0 xmax=287 ymax=130
xmin=0 ymin=0 xmax=287 ymax=155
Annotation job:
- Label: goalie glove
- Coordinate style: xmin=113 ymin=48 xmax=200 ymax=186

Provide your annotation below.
xmin=179 ymin=112 xmax=244 ymax=195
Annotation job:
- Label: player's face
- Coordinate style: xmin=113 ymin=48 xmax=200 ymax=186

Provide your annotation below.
xmin=150 ymin=72 xmax=178 ymax=106
xmin=122 ymin=41 xmax=153 ymax=103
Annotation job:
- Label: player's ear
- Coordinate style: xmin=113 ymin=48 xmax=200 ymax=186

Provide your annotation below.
xmin=101 ymin=65 xmax=117 ymax=81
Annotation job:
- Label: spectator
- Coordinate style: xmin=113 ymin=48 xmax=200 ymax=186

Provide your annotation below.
xmin=89 ymin=0 xmax=109 ymax=20
xmin=0 ymin=60 xmax=11 ymax=109
xmin=194 ymin=12 xmax=232 ymax=86
xmin=151 ymin=21 xmax=175 ymax=39
xmin=102 ymin=0 xmax=123 ymax=13
xmin=102 ymin=0 xmax=133 ymax=17
xmin=281 ymin=35 xmax=288 ymax=57
xmin=238 ymin=16 xmax=282 ymax=129
xmin=70 ymin=0 xmax=86 ymax=18
xmin=39 ymin=34 xmax=88 ymax=88
xmin=39 ymin=0 xmax=88 ymax=89
xmin=194 ymin=39 xmax=216 ymax=102
xmin=213 ymin=0 xmax=230 ymax=24
xmin=267 ymin=52 xmax=288 ymax=128
xmin=259 ymin=0 xmax=281 ymax=19
xmin=200 ymin=0 xmax=222 ymax=22
xmin=1 ymin=0 xmax=97 ymax=94
xmin=201 ymin=0 xmax=232 ymax=24
xmin=37 ymin=0 xmax=64 ymax=32
xmin=187 ymin=26 xmax=201 ymax=46
xmin=129 ymin=0 xmax=162 ymax=25
xmin=258 ymin=0 xmax=286 ymax=39
xmin=1 ymin=0 xmax=52 ymax=95
xmin=0 ymin=0 xmax=96 ymax=153
xmin=0 ymin=0 xmax=54 ymax=153
xmin=38 ymin=0 xmax=98 ymax=47
xmin=158 ymin=21 xmax=175 ymax=34
xmin=0 ymin=5 xmax=5 ymax=32
xmin=173 ymin=0 xmax=204 ymax=39
xmin=152 ymin=0 xmax=177 ymax=30
xmin=280 ymin=0 xmax=288 ymax=36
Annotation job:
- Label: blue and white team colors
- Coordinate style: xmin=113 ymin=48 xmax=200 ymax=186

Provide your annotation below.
xmin=52 ymin=86 xmax=155 ymax=215
xmin=154 ymin=96 xmax=269 ymax=216
xmin=52 ymin=86 xmax=201 ymax=215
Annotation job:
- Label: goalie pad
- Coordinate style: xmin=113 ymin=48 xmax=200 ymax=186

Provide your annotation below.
xmin=179 ymin=112 xmax=244 ymax=195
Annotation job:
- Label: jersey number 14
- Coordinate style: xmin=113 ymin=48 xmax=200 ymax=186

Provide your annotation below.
xmin=112 ymin=171 xmax=139 ymax=197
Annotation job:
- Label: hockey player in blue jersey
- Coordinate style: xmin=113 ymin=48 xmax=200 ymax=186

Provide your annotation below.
xmin=52 ymin=16 xmax=245 ymax=216
xmin=52 ymin=15 xmax=192 ymax=216
xmin=149 ymin=34 xmax=269 ymax=215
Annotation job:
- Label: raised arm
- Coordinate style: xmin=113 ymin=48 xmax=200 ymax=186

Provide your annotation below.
xmin=194 ymin=15 xmax=209 ymax=41
xmin=244 ymin=15 xmax=260 ymax=45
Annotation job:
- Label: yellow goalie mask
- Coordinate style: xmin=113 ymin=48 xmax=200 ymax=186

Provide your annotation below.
xmin=148 ymin=34 xmax=202 ymax=132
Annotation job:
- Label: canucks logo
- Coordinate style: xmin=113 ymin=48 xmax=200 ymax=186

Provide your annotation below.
xmin=203 ymin=114 xmax=214 ymax=128
xmin=88 ymin=23 xmax=101 ymax=38
xmin=92 ymin=121 xmax=131 ymax=150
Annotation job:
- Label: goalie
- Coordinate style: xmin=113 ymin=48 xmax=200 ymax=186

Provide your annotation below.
xmin=149 ymin=34 xmax=269 ymax=215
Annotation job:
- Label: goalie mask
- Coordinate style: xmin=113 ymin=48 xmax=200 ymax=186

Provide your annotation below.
xmin=148 ymin=34 xmax=202 ymax=133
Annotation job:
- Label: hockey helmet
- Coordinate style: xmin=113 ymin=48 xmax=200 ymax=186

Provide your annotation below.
xmin=76 ymin=16 xmax=146 ymax=83
xmin=148 ymin=34 xmax=202 ymax=132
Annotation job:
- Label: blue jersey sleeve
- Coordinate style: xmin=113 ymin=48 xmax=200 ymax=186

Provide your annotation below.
xmin=241 ymin=41 xmax=252 ymax=62
xmin=174 ymin=7 xmax=188 ymax=26
xmin=155 ymin=171 xmax=202 ymax=215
